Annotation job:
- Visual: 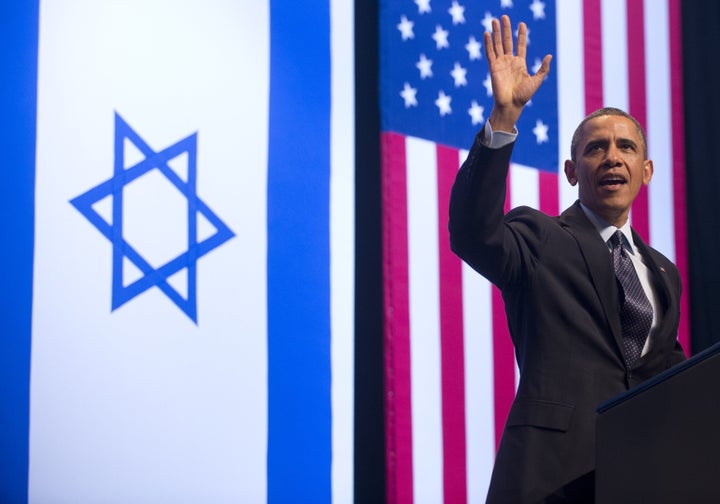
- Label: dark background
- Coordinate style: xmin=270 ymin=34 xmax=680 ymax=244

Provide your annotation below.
xmin=354 ymin=1 xmax=720 ymax=501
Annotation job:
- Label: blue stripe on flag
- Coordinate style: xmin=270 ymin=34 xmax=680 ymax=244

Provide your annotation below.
xmin=266 ymin=1 xmax=332 ymax=502
xmin=0 ymin=1 xmax=39 ymax=501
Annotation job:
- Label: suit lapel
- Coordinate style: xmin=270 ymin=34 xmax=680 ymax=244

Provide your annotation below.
xmin=633 ymin=229 xmax=672 ymax=312
xmin=559 ymin=202 xmax=624 ymax=352
xmin=633 ymin=230 xmax=673 ymax=333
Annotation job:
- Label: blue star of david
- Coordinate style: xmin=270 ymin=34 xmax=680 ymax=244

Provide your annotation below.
xmin=70 ymin=112 xmax=235 ymax=323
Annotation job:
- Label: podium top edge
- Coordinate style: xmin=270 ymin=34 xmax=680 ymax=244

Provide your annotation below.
xmin=596 ymin=340 xmax=720 ymax=414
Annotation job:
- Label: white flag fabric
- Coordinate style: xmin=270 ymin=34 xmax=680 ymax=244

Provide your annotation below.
xmin=0 ymin=1 xmax=354 ymax=503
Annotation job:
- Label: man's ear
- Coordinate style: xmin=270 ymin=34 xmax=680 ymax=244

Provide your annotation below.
xmin=564 ymin=159 xmax=577 ymax=186
xmin=642 ymin=159 xmax=654 ymax=186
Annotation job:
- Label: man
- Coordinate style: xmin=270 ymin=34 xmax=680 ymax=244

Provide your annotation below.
xmin=449 ymin=15 xmax=686 ymax=503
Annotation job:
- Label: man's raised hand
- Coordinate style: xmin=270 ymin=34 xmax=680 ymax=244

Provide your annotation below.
xmin=485 ymin=15 xmax=552 ymax=132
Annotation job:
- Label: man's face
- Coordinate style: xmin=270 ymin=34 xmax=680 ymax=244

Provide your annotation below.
xmin=564 ymin=115 xmax=653 ymax=227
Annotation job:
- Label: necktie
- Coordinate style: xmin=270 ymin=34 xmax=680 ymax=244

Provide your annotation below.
xmin=610 ymin=230 xmax=653 ymax=367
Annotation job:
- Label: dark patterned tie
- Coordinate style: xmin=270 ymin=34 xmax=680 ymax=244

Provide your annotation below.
xmin=610 ymin=230 xmax=653 ymax=367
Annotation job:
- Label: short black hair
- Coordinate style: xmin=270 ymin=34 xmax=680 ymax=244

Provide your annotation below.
xmin=570 ymin=107 xmax=648 ymax=162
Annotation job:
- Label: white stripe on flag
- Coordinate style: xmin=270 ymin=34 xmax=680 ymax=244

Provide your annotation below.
xmin=406 ymin=136 xmax=444 ymax=504
xmin=601 ymin=0 xmax=630 ymax=111
xmin=644 ymin=0 xmax=675 ymax=260
xmin=461 ymin=259 xmax=495 ymax=504
xmin=330 ymin=0 xmax=355 ymax=501
xmin=457 ymin=145 xmax=496 ymax=504
xmin=556 ymin=0 xmax=583 ymax=211
xmin=510 ymin=164 xmax=540 ymax=210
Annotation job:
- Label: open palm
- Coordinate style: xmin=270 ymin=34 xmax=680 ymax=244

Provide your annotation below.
xmin=484 ymin=15 xmax=551 ymax=130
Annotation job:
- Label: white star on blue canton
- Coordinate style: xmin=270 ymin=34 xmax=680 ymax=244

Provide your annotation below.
xmin=398 ymin=15 xmax=415 ymax=41
xmin=481 ymin=12 xmax=494 ymax=33
xmin=432 ymin=24 xmax=450 ymax=49
xmin=400 ymin=82 xmax=418 ymax=108
xmin=529 ymin=0 xmax=546 ymax=20
xmin=468 ymin=100 xmax=484 ymax=125
xmin=532 ymin=119 xmax=549 ymax=144
xmin=415 ymin=0 xmax=431 ymax=14
xmin=416 ymin=53 xmax=433 ymax=78
xmin=435 ymin=90 xmax=452 ymax=116
xmin=451 ymin=62 xmax=468 ymax=87
xmin=465 ymin=36 xmax=482 ymax=60
xmin=483 ymin=73 xmax=493 ymax=97
xmin=448 ymin=1 xmax=466 ymax=25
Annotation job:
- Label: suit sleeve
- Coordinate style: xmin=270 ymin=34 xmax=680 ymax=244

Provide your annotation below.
xmin=448 ymin=134 xmax=521 ymax=288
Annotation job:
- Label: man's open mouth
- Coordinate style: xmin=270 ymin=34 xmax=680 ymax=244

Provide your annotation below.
xmin=599 ymin=176 xmax=626 ymax=187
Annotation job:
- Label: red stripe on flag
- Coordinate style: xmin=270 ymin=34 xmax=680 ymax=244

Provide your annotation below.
xmin=492 ymin=173 xmax=515 ymax=450
xmin=539 ymin=171 xmax=559 ymax=216
xmin=668 ymin=0 xmax=690 ymax=354
xmin=381 ymin=132 xmax=414 ymax=504
xmin=436 ymin=145 xmax=468 ymax=504
xmin=631 ymin=187 xmax=651 ymax=242
xmin=491 ymin=286 xmax=514 ymax=451
xmin=626 ymin=0 xmax=650 ymax=241
xmin=583 ymin=0 xmax=603 ymax=113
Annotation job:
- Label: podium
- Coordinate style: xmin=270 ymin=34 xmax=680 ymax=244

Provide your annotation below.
xmin=595 ymin=342 xmax=720 ymax=503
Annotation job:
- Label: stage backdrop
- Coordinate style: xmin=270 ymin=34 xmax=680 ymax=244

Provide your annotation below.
xmin=379 ymin=0 xmax=688 ymax=503
xmin=0 ymin=1 xmax=354 ymax=503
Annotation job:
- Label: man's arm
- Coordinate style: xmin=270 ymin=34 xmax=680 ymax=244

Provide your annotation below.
xmin=449 ymin=15 xmax=552 ymax=284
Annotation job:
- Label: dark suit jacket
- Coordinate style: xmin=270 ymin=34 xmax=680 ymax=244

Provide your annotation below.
xmin=449 ymin=136 xmax=686 ymax=503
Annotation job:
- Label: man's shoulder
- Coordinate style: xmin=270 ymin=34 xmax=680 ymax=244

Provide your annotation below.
xmin=505 ymin=205 xmax=569 ymax=226
xmin=505 ymin=205 xmax=554 ymax=223
xmin=504 ymin=206 xmax=565 ymax=242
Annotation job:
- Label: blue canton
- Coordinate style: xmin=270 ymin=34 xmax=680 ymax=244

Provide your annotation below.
xmin=381 ymin=0 xmax=558 ymax=172
xmin=70 ymin=113 xmax=235 ymax=323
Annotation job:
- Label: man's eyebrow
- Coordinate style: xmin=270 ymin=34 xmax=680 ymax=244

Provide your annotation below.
xmin=617 ymin=137 xmax=638 ymax=146
xmin=584 ymin=139 xmax=608 ymax=149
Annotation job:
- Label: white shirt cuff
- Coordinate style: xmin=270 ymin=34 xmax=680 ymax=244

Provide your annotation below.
xmin=481 ymin=121 xmax=518 ymax=148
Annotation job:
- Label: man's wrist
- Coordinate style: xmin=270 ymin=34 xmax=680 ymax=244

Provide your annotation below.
xmin=488 ymin=106 xmax=521 ymax=133
xmin=480 ymin=121 xmax=517 ymax=148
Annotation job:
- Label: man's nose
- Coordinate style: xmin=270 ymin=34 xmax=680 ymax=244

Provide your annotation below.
xmin=603 ymin=145 xmax=622 ymax=166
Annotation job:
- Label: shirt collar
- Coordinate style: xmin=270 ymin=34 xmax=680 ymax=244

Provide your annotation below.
xmin=579 ymin=203 xmax=636 ymax=254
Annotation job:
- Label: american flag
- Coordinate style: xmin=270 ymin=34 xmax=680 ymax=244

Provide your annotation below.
xmin=379 ymin=1 xmax=688 ymax=503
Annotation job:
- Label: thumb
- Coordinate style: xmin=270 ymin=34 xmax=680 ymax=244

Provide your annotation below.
xmin=534 ymin=54 xmax=552 ymax=79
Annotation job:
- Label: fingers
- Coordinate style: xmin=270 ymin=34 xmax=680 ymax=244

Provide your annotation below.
xmin=485 ymin=15 xmax=519 ymax=60
xmin=516 ymin=22 xmax=527 ymax=60
xmin=501 ymin=15 xmax=513 ymax=55
xmin=485 ymin=15 xmax=553 ymax=81
xmin=489 ymin=17 xmax=503 ymax=61
xmin=484 ymin=30 xmax=494 ymax=63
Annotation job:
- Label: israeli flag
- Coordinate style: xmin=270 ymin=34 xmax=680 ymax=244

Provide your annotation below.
xmin=0 ymin=1 xmax=354 ymax=503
